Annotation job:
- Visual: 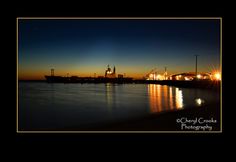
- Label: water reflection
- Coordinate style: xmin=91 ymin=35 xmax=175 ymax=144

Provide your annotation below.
xmin=148 ymin=84 xmax=184 ymax=113
xmin=19 ymin=83 xmax=220 ymax=130
xmin=175 ymin=88 xmax=183 ymax=109
xmin=195 ymin=98 xmax=205 ymax=106
xmin=49 ymin=83 xmax=55 ymax=106
xmin=105 ymin=83 xmax=116 ymax=110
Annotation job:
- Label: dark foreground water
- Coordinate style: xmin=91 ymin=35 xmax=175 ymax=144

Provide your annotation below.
xmin=18 ymin=82 xmax=220 ymax=131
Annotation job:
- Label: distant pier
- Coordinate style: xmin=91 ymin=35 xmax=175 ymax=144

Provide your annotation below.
xmin=44 ymin=66 xmax=221 ymax=90
xmin=44 ymin=76 xmax=220 ymax=90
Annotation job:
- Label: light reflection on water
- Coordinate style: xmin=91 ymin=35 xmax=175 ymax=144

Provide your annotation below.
xmin=147 ymin=84 xmax=219 ymax=114
xmin=19 ymin=82 xmax=220 ymax=130
xmin=175 ymin=87 xmax=183 ymax=109
xmin=105 ymin=83 xmax=115 ymax=110
xmin=148 ymin=84 xmax=183 ymax=113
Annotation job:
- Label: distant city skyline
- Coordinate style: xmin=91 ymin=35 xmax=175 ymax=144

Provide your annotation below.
xmin=18 ymin=18 xmax=221 ymax=80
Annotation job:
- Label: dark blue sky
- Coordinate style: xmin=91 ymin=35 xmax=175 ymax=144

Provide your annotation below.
xmin=18 ymin=19 xmax=220 ymax=79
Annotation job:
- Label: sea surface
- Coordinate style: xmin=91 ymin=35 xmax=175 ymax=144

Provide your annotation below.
xmin=18 ymin=82 xmax=220 ymax=130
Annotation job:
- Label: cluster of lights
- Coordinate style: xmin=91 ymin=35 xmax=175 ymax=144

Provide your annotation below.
xmin=184 ymin=77 xmax=191 ymax=81
xmin=176 ymin=75 xmax=181 ymax=80
xmin=107 ymin=71 xmax=112 ymax=74
xmin=148 ymin=73 xmax=165 ymax=80
xmin=147 ymin=70 xmax=221 ymax=81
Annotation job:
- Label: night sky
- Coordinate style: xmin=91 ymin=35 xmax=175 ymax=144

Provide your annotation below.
xmin=18 ymin=19 xmax=220 ymax=80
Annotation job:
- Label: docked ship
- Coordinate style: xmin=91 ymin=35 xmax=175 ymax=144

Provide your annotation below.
xmin=45 ymin=66 xmax=133 ymax=83
xmin=44 ymin=69 xmax=67 ymax=83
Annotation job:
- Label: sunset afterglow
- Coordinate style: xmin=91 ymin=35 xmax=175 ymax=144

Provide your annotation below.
xmin=18 ymin=19 xmax=220 ymax=80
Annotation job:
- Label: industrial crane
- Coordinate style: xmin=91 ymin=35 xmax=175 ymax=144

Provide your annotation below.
xmin=146 ymin=68 xmax=157 ymax=80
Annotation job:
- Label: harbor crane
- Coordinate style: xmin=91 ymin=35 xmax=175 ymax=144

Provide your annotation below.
xmin=146 ymin=68 xmax=157 ymax=80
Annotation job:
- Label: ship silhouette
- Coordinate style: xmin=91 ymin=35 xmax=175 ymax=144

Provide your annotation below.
xmin=45 ymin=66 xmax=133 ymax=83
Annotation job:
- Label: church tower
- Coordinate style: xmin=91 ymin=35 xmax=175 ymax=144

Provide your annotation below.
xmin=105 ymin=65 xmax=116 ymax=78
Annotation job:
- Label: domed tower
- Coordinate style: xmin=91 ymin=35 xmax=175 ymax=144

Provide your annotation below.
xmin=113 ymin=66 xmax=116 ymax=74
xmin=105 ymin=64 xmax=112 ymax=77
xmin=105 ymin=65 xmax=116 ymax=78
xmin=107 ymin=64 xmax=111 ymax=72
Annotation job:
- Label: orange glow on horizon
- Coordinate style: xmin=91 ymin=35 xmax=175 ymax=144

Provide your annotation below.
xmin=18 ymin=71 xmax=148 ymax=80
xmin=18 ymin=66 xmax=154 ymax=80
xmin=18 ymin=64 xmax=205 ymax=80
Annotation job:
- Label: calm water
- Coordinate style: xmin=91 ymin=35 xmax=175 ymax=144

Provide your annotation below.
xmin=18 ymin=82 xmax=220 ymax=130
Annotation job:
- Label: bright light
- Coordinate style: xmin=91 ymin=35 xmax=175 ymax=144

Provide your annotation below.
xmin=153 ymin=74 xmax=156 ymax=80
xmin=176 ymin=88 xmax=183 ymax=109
xmin=197 ymin=74 xmax=202 ymax=79
xmin=185 ymin=77 xmax=189 ymax=81
xmin=195 ymin=98 xmax=204 ymax=106
xmin=157 ymin=74 xmax=164 ymax=80
xmin=148 ymin=73 xmax=165 ymax=80
xmin=214 ymin=73 xmax=221 ymax=80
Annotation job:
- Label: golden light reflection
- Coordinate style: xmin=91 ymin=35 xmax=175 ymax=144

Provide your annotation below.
xmin=148 ymin=84 xmax=183 ymax=113
xmin=169 ymin=87 xmax=174 ymax=110
xmin=175 ymin=88 xmax=183 ymax=109
xmin=148 ymin=84 xmax=159 ymax=112
xmin=163 ymin=85 xmax=168 ymax=111
xmin=106 ymin=83 xmax=112 ymax=109
xmin=195 ymin=98 xmax=205 ymax=106
xmin=105 ymin=83 xmax=117 ymax=111
xmin=157 ymin=85 xmax=162 ymax=112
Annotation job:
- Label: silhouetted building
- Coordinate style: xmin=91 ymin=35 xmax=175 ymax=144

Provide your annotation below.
xmin=105 ymin=65 xmax=116 ymax=78
xmin=70 ymin=76 xmax=79 ymax=82
xmin=170 ymin=72 xmax=211 ymax=81
xmin=118 ymin=74 xmax=123 ymax=78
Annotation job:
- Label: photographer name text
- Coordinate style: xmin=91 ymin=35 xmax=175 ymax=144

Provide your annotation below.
xmin=176 ymin=117 xmax=217 ymax=131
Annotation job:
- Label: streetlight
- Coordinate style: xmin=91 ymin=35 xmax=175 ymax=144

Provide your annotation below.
xmin=195 ymin=55 xmax=199 ymax=79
